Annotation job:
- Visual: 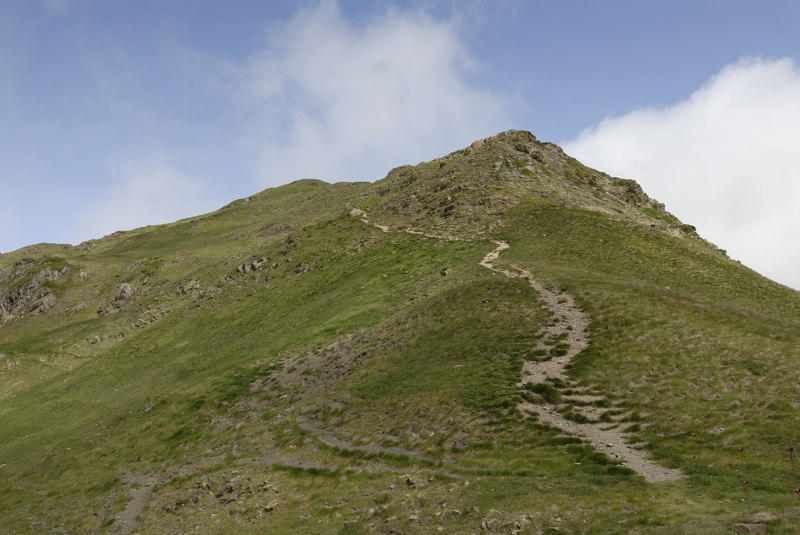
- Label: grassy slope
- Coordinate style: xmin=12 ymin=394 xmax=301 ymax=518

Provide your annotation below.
xmin=496 ymin=197 xmax=800 ymax=529
xmin=1 ymin=136 xmax=799 ymax=534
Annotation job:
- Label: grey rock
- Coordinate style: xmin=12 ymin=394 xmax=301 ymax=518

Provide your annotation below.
xmin=0 ymin=262 xmax=68 ymax=325
xmin=178 ymin=278 xmax=201 ymax=295
xmin=111 ymin=283 xmax=136 ymax=309
xmin=238 ymin=257 xmax=269 ymax=274
xmin=349 ymin=208 xmax=366 ymax=218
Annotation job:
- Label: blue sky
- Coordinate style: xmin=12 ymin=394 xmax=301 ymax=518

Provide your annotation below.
xmin=2 ymin=0 xmax=799 ymax=289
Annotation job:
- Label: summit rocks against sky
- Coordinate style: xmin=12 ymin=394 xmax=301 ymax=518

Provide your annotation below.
xmin=1 ymin=1 xmax=799 ymax=289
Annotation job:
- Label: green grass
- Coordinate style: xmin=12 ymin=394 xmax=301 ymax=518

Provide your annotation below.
xmin=524 ymin=382 xmax=562 ymax=403
xmin=2 ymin=132 xmax=800 ymax=533
xmin=496 ymin=197 xmax=800 ymax=519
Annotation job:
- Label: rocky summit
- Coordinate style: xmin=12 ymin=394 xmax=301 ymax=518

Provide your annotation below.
xmin=1 ymin=130 xmax=799 ymax=534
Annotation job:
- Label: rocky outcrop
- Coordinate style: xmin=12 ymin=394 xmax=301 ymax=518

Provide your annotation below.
xmin=0 ymin=258 xmax=71 ymax=326
xmin=237 ymin=257 xmax=269 ymax=274
xmin=111 ymin=283 xmax=137 ymax=309
xmin=368 ymin=129 xmax=684 ymax=238
xmin=97 ymin=282 xmax=140 ymax=316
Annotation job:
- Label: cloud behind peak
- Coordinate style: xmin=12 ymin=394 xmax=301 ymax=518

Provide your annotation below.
xmin=565 ymin=56 xmax=800 ymax=290
xmin=240 ymin=1 xmax=510 ymax=185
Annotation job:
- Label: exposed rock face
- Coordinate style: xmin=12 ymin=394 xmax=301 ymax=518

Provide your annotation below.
xmin=110 ymin=283 xmax=137 ymax=309
xmin=237 ymin=257 xmax=269 ymax=274
xmin=368 ymin=129 xmax=684 ymax=238
xmin=0 ymin=258 xmax=70 ymax=326
xmin=96 ymin=282 xmax=139 ymax=317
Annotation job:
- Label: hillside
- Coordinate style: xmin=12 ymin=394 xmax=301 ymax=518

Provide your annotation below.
xmin=1 ymin=130 xmax=799 ymax=534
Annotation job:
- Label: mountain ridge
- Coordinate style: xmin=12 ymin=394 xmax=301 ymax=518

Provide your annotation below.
xmin=357 ymin=129 xmax=699 ymax=240
xmin=1 ymin=131 xmax=799 ymax=534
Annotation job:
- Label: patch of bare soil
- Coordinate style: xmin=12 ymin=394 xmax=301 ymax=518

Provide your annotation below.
xmin=115 ymin=473 xmax=157 ymax=535
xmin=272 ymin=335 xmax=364 ymax=400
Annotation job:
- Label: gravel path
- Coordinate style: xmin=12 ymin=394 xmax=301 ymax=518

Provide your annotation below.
xmin=115 ymin=473 xmax=157 ymax=535
xmin=333 ymin=214 xmax=684 ymax=481
xmin=479 ymin=241 xmax=683 ymax=482
xmin=105 ymin=212 xmax=681 ymax=532
xmin=520 ymin=403 xmax=683 ymax=482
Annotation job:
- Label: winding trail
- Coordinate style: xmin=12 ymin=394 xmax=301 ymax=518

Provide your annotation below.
xmin=478 ymin=242 xmax=683 ymax=482
xmin=357 ymin=215 xmax=683 ymax=482
xmin=103 ymin=211 xmax=680 ymax=532
xmin=297 ymin=418 xmax=445 ymax=464
xmin=295 ymin=418 xmax=492 ymax=477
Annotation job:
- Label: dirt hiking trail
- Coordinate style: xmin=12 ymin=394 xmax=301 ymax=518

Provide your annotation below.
xmin=479 ymin=241 xmax=683 ymax=482
xmin=114 ymin=473 xmax=157 ymax=535
xmin=360 ymin=215 xmax=683 ymax=482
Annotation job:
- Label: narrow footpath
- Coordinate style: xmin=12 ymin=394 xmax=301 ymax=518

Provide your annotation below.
xmin=478 ymin=241 xmax=683 ymax=482
xmin=115 ymin=473 xmax=157 ymax=535
xmin=360 ymin=214 xmax=683 ymax=482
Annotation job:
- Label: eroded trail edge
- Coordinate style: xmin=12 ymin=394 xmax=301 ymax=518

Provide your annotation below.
xmin=479 ymin=241 xmax=683 ymax=482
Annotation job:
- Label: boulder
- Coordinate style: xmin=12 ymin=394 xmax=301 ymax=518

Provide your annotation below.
xmin=111 ymin=283 xmax=136 ymax=309
xmin=349 ymin=208 xmax=366 ymax=218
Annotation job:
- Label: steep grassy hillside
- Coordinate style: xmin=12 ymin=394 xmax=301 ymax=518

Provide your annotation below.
xmin=1 ymin=131 xmax=799 ymax=534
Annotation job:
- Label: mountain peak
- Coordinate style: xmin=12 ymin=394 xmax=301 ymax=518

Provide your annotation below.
xmin=3 ymin=127 xmax=800 ymax=534
xmin=363 ymin=130 xmax=686 ymax=239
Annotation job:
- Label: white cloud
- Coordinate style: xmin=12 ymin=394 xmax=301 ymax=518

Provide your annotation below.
xmin=242 ymin=0 xmax=509 ymax=185
xmin=564 ymin=57 xmax=800 ymax=290
xmin=73 ymin=155 xmax=213 ymax=243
